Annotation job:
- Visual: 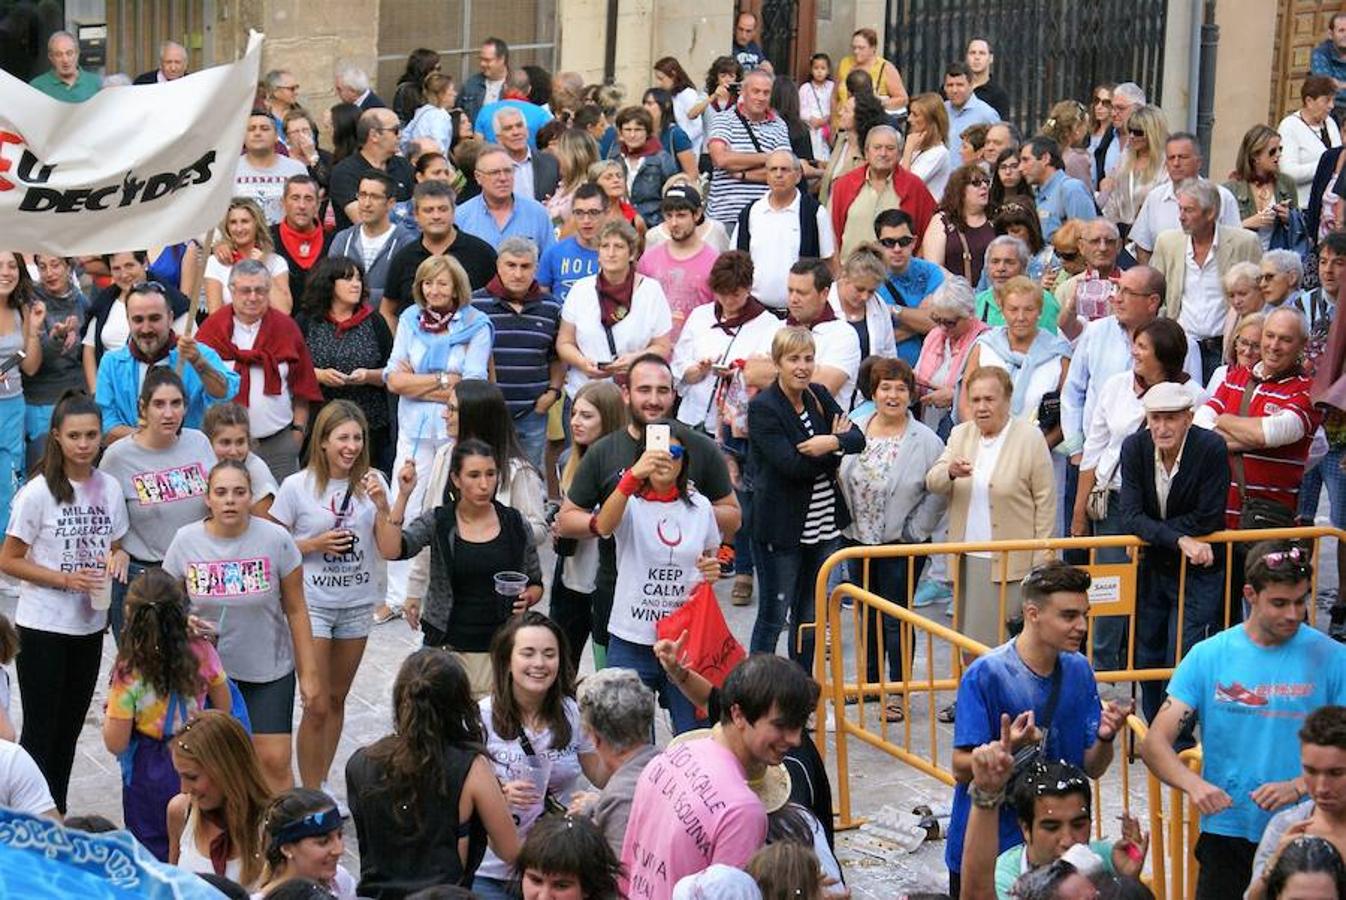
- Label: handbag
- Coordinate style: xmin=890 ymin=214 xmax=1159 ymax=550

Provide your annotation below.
xmin=1037 ymin=390 xmax=1061 ymax=434
xmin=656 ymin=581 xmax=747 ymax=692
xmin=1086 ymin=454 xmax=1120 ymax=521
xmin=1230 ymin=376 xmax=1298 ymax=530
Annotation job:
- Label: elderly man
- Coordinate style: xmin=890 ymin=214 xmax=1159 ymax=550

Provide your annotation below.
xmin=327 ymin=172 xmax=419 ymax=308
xmin=1057 ymin=219 xmax=1125 ymax=339
xmin=943 ymin=63 xmax=1000 ymax=152
xmin=383 ymin=182 xmax=497 ymax=330
xmin=874 ymin=209 xmax=942 ymax=365
xmin=133 ymin=40 xmax=188 ymax=84
xmin=734 ymin=150 xmax=835 ymax=309
xmin=975 ymin=236 xmax=1060 ymax=330
xmin=576 ymin=669 xmax=659 ymax=857
xmin=269 ymin=175 xmax=330 ymax=298
xmin=456 ymin=144 xmax=556 ymax=253
xmin=96 ymin=285 xmax=238 ymax=443
xmin=264 ymin=69 xmax=301 ymax=139
xmin=830 ymin=125 xmax=937 ymax=259
xmin=705 ymin=68 xmax=792 ymax=229
xmin=981 ymin=122 xmax=1020 ymax=169
xmin=538 ymin=182 xmax=606 ymax=302
xmin=966 ymin=38 xmax=1010 ymax=119
xmin=329 ymin=108 xmax=416 ymax=230
xmin=1118 ymin=382 xmax=1230 ymax=725
xmin=196 ymin=259 xmax=323 ymax=479
xmin=1096 ymin=82 xmax=1146 ymax=186
xmin=471 ymin=236 xmax=563 ymax=468
xmin=1061 ymin=264 xmax=1201 ymax=462
xmin=640 ymin=185 xmax=719 ymax=340
xmin=476 ymin=70 xmax=555 ymax=147
xmin=333 ymin=61 xmax=385 ymax=110
xmin=1130 ymin=133 xmax=1241 ymax=263
xmin=1150 ymin=180 xmax=1263 ymax=381
xmin=1019 ymin=136 xmax=1096 ymax=241
xmin=460 ymin=37 xmax=511 ymax=125
xmin=488 ymin=105 xmax=560 ymax=202
xmin=234 ymin=110 xmax=309 ymax=226
xmin=29 ymin=31 xmax=98 ymax=102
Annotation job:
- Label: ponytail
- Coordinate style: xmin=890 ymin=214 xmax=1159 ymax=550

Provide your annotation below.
xmin=41 ymin=390 xmax=101 ymax=504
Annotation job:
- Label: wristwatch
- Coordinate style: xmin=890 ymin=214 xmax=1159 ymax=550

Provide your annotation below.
xmin=437 ymin=371 xmax=450 ymax=390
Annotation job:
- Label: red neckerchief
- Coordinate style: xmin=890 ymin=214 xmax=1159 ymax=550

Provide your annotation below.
xmin=419 ymin=306 xmax=455 ymax=334
xmin=713 ymin=295 xmax=769 ymax=332
xmin=597 ymin=268 xmax=635 ymax=328
xmin=200 ymin=806 xmax=234 ymax=877
xmin=128 ymin=331 xmax=177 ymax=365
xmin=278 ymin=220 xmax=323 ymax=270
xmin=485 ymin=275 xmax=543 ymax=303
xmin=327 ymin=303 xmax=375 ymax=335
xmin=786 ymin=302 xmax=837 ymax=328
xmin=622 ymin=136 xmax=664 ymax=159
xmin=639 ymin=484 xmax=681 ymax=502
xmin=503 ymin=89 xmax=531 ymax=101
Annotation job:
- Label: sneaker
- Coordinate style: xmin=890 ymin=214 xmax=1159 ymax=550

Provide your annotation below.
xmin=1331 ymin=605 xmax=1346 ymax=643
xmin=321 ymin=781 xmax=350 ymax=818
xmin=912 ymin=579 xmax=952 ymax=609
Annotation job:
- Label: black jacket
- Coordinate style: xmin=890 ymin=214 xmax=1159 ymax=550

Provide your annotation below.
xmin=1118 ymin=425 xmax=1229 ymax=574
xmin=531 ymin=150 xmax=561 ymax=203
xmin=747 ymin=382 xmax=865 ymax=548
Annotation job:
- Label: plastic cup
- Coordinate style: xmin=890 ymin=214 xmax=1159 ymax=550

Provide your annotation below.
xmin=90 ymin=565 xmax=112 ymax=611
xmin=494 ymin=571 xmax=529 ymax=614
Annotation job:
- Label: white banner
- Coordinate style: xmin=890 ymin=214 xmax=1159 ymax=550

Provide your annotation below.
xmin=0 ymin=32 xmax=264 ymax=256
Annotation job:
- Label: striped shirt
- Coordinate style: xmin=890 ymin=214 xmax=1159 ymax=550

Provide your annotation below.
xmin=705 ymin=106 xmax=791 ymax=227
xmin=797 ymin=409 xmax=839 ymax=545
xmin=471 ymin=291 xmax=561 ymax=417
xmin=1199 ymin=364 xmax=1320 ymax=528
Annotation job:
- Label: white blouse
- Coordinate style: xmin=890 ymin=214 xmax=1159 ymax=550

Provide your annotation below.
xmin=672 ymin=305 xmax=782 ymax=432
xmin=1081 ymin=370 xmax=1205 ymax=490
xmin=561 ymin=273 xmax=673 ymax=398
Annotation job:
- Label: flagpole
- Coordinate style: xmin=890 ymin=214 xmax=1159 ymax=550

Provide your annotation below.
xmin=176 ymin=227 xmax=213 ymax=375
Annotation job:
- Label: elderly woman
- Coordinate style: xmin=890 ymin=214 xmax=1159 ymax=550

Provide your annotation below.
xmin=1225 ymin=124 xmax=1299 ymax=251
xmin=748 ymin=327 xmax=865 ymax=672
xmin=557 ymin=220 xmax=673 ymax=400
xmin=610 ymin=106 xmax=680 ymax=227
xmin=975 ymin=235 xmax=1061 ymax=332
xmin=926 ymin=366 xmax=1056 ymax=649
xmin=1220 ymin=260 xmax=1265 ymax=359
xmin=988 ymin=202 xmax=1054 ymax=285
xmin=1278 ymin=75 xmax=1343 ymax=207
xmin=373 ymin=254 xmax=493 ymax=625
xmin=1073 ymin=318 xmax=1203 ymax=670
xmin=837 ymin=358 xmax=946 ymax=720
xmin=574 ymin=668 xmax=657 ymax=857
xmin=914 ymin=277 xmax=988 ymax=438
xmin=1209 ymin=311 xmax=1264 ymax=396
xmin=1260 ymin=248 xmax=1308 ymax=315
xmin=828 ymin=244 xmax=897 ymax=363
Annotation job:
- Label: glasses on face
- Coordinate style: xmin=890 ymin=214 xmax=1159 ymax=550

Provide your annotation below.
xmin=930 ymin=316 xmax=960 ymax=329
xmin=968 ymin=176 xmax=991 ymax=187
xmin=878 ymin=235 xmax=916 ymax=249
xmin=278 ymin=83 xmax=299 ymax=92
xmin=375 ymin=123 xmax=402 ymax=135
xmin=1093 ymin=96 xmax=1111 ymax=107
xmin=1265 ymin=146 xmax=1282 ymax=157
xmin=1056 ymin=251 xmax=1081 ymax=263
xmin=477 ymin=167 xmax=514 ymax=179
xmin=232 ymin=286 xmax=269 ymax=297
xmin=572 ymin=208 xmax=603 ymax=219
xmin=1235 ymin=337 xmax=1260 ymax=353
xmin=1127 ymin=128 xmax=1146 ymax=137
xmin=1256 ymin=272 xmax=1278 ymax=283
xmin=356 ymin=191 xmax=389 ymax=202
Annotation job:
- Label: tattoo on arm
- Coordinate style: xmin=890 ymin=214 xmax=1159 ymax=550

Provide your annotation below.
xmin=1176 ymin=709 xmax=1196 ymax=735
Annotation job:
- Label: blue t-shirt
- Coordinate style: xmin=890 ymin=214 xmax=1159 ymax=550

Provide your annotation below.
xmin=945 ymin=642 xmax=1101 ymax=874
xmin=538 ymin=237 xmax=600 ymax=303
xmin=876 ymin=259 xmax=946 ymax=366
xmin=1167 ymin=624 xmax=1346 ymax=842
xmin=660 ymin=124 xmax=693 ymax=157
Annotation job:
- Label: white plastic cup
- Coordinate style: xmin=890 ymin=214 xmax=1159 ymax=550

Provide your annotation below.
xmin=90 ymin=564 xmax=112 ymax=611
xmin=494 ymin=571 xmax=529 ymax=614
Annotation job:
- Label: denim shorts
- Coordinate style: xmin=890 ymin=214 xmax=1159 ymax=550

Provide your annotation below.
xmin=308 ymin=603 xmax=374 ymax=640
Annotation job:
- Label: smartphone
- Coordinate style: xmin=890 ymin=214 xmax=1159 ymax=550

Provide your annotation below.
xmin=646 ymin=423 xmax=671 ymax=453
xmin=0 ymin=351 xmax=24 ymax=377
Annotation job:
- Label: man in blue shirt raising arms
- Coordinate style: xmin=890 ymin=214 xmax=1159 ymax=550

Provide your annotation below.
xmin=1141 ymin=539 xmax=1346 ymax=900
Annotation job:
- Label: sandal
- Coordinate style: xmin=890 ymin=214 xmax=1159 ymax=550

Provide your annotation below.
xmin=731 ymin=575 xmax=754 ymax=606
xmin=884 ymin=703 xmax=905 ymax=723
xmin=937 ymin=702 xmax=956 ymax=724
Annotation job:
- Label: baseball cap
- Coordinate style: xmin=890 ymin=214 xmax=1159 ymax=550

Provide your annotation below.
xmin=662 ymin=183 xmax=702 ymax=212
xmin=1141 ymin=381 xmax=1194 ymax=413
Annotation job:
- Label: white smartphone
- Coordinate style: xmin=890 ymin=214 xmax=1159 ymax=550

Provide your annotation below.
xmin=646 ymin=423 xmax=671 ymax=453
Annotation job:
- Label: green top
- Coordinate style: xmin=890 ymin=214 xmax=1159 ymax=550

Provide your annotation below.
xmin=995 ymin=840 xmax=1117 ymax=898
xmin=975 ymin=288 xmax=1061 ymax=333
xmin=29 ymin=69 xmax=101 ymax=102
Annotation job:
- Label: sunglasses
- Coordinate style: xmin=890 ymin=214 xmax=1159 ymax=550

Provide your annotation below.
xmin=1127 ymin=127 xmax=1146 ymax=137
xmin=1260 ymin=546 xmax=1311 ymax=574
xmin=878 ymin=236 xmax=916 ymax=248
xmin=1256 ymin=272 xmax=1279 ymax=283
xmin=968 ymin=177 xmax=991 ymax=187
xmin=130 ymin=280 xmax=168 ymax=294
xmin=1056 ymin=252 xmax=1080 ymax=263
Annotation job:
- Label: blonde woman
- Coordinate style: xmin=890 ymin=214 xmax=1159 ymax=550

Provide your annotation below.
xmin=1041 ymin=99 xmax=1095 ymax=191
xmin=203 ymin=198 xmax=293 ymax=314
xmin=547 ymin=128 xmax=600 ymax=225
xmin=1099 ymin=104 xmax=1168 ymax=232
xmin=401 ymin=72 xmax=457 ymax=156
xmin=902 ymin=93 xmax=952 ymax=197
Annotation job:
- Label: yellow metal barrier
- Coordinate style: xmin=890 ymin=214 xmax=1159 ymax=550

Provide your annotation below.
xmin=813 ymin=527 xmax=1344 ymax=894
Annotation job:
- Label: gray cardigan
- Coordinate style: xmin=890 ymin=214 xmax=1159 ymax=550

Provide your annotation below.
xmin=836 ymin=414 xmax=948 ymax=544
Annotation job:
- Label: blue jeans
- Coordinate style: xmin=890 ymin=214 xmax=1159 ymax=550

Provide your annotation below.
xmin=24 ymin=402 xmax=55 ymax=471
xmin=606 ymin=634 xmax=709 ymax=735
xmin=734 ymin=487 xmax=754 ymax=576
xmin=0 ymin=395 xmax=24 ymax=534
xmin=471 ymin=876 xmax=514 ymax=900
xmin=751 ymin=537 xmax=841 ymax=672
xmin=514 ymin=408 xmax=549 ymax=472
xmin=1088 ymin=495 xmax=1131 ymax=671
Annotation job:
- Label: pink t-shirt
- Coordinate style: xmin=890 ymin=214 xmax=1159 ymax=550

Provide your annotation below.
xmin=619 ymin=737 xmax=767 ymax=900
xmin=636 ymin=243 xmax=717 ymax=342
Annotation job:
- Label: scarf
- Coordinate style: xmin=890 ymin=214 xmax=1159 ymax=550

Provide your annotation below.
xmin=484 ymin=275 xmax=543 ymax=304
xmin=278 ymin=220 xmax=323 ymax=270
xmin=622 ymin=136 xmax=664 ymax=160
xmin=419 ymin=306 xmax=455 ymax=334
xmin=128 ymin=331 xmax=177 ymax=365
xmin=597 ymin=268 xmax=635 ymax=328
xmin=195 ymin=307 xmax=322 ymax=401
xmin=639 ymin=484 xmax=681 ymax=502
xmin=712 ymin=295 xmax=769 ymax=333
xmin=200 ymin=806 xmax=234 ymax=877
xmin=915 ymin=318 xmax=990 ymax=388
xmin=976 ymin=328 xmax=1071 ymax=417
xmin=786 ymin=301 xmax=837 ymax=328
xmin=327 ymin=302 xmax=375 ymax=335
xmin=419 ymin=304 xmax=494 ymax=372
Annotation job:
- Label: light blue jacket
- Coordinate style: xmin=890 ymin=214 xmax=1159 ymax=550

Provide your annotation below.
xmin=95 ymin=344 xmax=240 ymax=433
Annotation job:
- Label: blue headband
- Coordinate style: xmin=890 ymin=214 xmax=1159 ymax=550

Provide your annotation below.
xmin=270 ymin=807 xmax=341 ymax=849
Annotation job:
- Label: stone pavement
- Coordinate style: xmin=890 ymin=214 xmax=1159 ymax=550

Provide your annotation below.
xmin=12 ymin=529 xmax=1342 ymax=895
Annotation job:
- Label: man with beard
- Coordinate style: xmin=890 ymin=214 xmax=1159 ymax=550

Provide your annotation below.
xmin=95 ymin=286 xmax=238 ymax=443
xmin=556 ymin=355 xmax=740 ymax=663
xmin=637 ymin=185 xmax=719 ymax=341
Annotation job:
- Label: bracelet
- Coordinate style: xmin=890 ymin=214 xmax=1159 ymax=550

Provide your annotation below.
xmin=968 ymin=784 xmax=1005 ymax=809
xmin=588 ymin=513 xmax=601 ymax=537
xmin=617 ymin=470 xmax=643 ymax=497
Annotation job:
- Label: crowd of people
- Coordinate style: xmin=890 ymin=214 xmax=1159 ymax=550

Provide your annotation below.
xmin=11 ymin=11 xmax=1346 ymax=900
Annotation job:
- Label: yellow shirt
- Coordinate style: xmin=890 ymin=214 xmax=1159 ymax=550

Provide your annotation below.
xmin=840 ymin=177 xmax=898 ymax=258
